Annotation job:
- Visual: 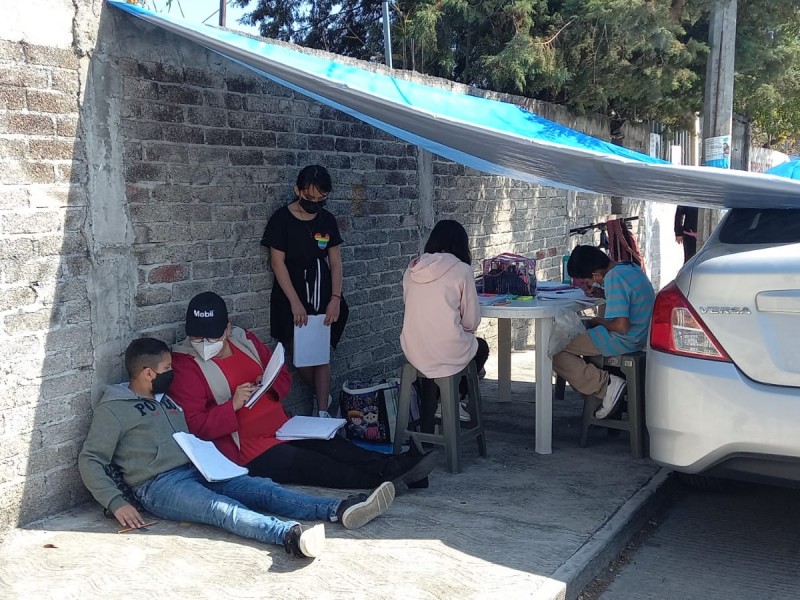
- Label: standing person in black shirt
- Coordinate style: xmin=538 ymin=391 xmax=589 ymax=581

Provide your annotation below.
xmin=261 ymin=165 xmax=349 ymax=417
xmin=674 ymin=205 xmax=699 ymax=263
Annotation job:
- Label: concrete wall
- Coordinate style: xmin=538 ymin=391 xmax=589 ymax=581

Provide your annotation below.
xmin=0 ymin=1 xmax=643 ymax=533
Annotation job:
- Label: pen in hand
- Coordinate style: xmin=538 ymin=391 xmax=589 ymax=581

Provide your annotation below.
xmin=118 ymin=520 xmax=158 ymax=534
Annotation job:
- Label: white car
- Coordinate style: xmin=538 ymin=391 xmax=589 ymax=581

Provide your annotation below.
xmin=646 ymin=207 xmax=800 ymax=486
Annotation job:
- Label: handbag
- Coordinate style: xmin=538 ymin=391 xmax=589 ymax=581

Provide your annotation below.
xmin=477 ymin=253 xmax=537 ymax=295
xmin=340 ymin=378 xmax=419 ymax=444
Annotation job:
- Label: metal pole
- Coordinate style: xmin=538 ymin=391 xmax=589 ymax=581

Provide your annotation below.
xmin=382 ymin=1 xmax=392 ymax=68
xmin=219 ymin=0 xmax=227 ymax=27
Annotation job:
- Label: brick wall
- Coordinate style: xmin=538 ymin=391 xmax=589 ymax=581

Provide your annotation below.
xmin=0 ymin=3 xmax=650 ymax=533
xmin=0 ymin=36 xmax=94 ymax=530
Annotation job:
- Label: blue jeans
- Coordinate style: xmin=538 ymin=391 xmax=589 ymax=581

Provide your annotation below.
xmin=133 ymin=465 xmax=340 ymax=547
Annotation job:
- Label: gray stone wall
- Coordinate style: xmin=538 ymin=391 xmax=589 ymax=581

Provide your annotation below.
xmin=0 ymin=1 xmax=100 ymax=533
xmin=0 ymin=1 xmax=643 ymax=533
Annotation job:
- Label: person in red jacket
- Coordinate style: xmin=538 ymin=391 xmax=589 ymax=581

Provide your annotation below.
xmin=170 ymin=292 xmax=435 ymax=490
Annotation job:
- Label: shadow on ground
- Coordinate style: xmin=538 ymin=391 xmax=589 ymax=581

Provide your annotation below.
xmin=0 ymin=350 xmax=661 ymax=600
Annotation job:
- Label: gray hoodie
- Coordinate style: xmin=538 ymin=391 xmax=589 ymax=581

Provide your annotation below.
xmin=78 ymin=384 xmax=190 ymax=513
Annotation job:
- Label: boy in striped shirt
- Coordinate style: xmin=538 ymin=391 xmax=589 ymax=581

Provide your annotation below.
xmin=553 ymin=245 xmax=656 ymax=419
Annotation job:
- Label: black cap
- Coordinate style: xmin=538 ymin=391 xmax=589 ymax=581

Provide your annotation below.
xmin=185 ymin=292 xmax=228 ymax=338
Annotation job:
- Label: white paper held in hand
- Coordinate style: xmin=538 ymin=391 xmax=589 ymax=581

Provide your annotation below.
xmin=245 ymin=342 xmax=285 ymax=409
xmin=293 ymin=314 xmax=331 ymax=367
xmin=172 ymin=432 xmax=248 ymax=482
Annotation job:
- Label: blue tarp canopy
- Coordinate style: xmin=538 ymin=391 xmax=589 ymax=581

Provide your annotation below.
xmin=766 ymin=160 xmax=800 ymax=181
xmin=110 ymin=1 xmax=800 ymax=209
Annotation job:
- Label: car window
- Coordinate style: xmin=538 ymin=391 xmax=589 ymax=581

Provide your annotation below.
xmin=718 ymin=209 xmax=800 ymax=244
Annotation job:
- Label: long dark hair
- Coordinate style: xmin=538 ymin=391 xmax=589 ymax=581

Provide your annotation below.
xmin=424 ymin=220 xmax=472 ymax=265
xmin=295 ymin=164 xmax=332 ymax=194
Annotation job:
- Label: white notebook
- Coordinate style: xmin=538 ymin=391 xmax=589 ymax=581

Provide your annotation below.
xmin=275 ymin=415 xmax=346 ymax=441
xmin=172 ymin=432 xmax=248 ymax=482
xmin=293 ymin=314 xmax=331 ymax=367
xmin=245 ymin=343 xmax=285 ymax=409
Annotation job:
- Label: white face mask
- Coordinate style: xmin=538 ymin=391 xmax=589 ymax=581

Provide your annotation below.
xmin=191 ymin=339 xmax=224 ymax=361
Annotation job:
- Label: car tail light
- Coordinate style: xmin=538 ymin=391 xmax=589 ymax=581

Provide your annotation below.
xmin=650 ymin=281 xmax=731 ymax=362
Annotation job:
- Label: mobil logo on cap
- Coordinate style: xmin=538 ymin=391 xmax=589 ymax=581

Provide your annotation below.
xmin=193 ymin=310 xmax=215 ymax=317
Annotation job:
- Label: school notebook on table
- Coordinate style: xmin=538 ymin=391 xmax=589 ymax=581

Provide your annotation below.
xmin=244 ymin=342 xmax=285 ymax=409
xmin=172 ymin=432 xmax=248 ymax=482
xmin=275 ymin=416 xmax=346 ymax=441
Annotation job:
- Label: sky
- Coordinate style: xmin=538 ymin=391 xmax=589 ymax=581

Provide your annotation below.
xmin=140 ymin=1 xmax=261 ymax=36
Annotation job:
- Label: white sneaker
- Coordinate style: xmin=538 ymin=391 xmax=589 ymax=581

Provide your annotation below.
xmin=284 ymin=523 xmax=325 ymax=559
xmin=595 ymin=374 xmax=626 ymax=419
xmin=317 ymin=410 xmax=332 ymax=418
xmin=340 ymin=482 xmax=395 ymax=530
xmin=434 ymin=402 xmax=471 ymax=422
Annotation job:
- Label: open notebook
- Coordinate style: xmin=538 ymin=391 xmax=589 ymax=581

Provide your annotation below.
xmin=245 ymin=343 xmax=285 ymax=409
xmin=172 ymin=432 xmax=248 ymax=482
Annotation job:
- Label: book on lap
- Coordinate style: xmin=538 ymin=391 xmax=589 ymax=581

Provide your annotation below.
xmin=275 ymin=415 xmax=346 ymax=441
xmin=245 ymin=342 xmax=285 ymax=409
xmin=172 ymin=432 xmax=248 ymax=482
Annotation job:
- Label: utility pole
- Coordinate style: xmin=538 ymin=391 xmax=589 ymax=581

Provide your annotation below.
xmin=698 ymin=0 xmax=737 ymax=244
xmin=219 ymin=0 xmax=227 ymax=28
xmin=382 ymin=1 xmax=393 ymax=68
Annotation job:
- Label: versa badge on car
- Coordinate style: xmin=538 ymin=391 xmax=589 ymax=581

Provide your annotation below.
xmin=698 ymin=306 xmax=752 ymax=315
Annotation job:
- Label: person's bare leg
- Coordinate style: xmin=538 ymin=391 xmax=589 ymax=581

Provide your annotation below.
xmin=296 ymin=366 xmax=315 ymax=389
xmin=314 ymin=364 xmax=331 ymax=412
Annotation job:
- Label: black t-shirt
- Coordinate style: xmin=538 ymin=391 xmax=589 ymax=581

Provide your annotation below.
xmin=260 ymin=204 xmax=348 ymax=346
xmin=261 ymin=204 xmax=343 ymax=269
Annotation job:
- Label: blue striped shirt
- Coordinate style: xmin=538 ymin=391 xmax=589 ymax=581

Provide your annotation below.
xmin=587 ymin=263 xmax=655 ymax=356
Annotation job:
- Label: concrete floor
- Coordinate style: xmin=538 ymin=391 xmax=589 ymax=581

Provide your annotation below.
xmin=0 ymin=350 xmax=665 ymax=600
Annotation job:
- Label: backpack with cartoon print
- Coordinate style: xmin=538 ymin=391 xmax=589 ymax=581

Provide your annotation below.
xmin=340 ymin=378 xmax=416 ymax=444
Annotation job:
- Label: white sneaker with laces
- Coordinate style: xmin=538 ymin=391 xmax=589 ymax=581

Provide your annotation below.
xmin=434 ymin=402 xmax=471 ymax=422
xmin=595 ymin=374 xmax=626 ymax=419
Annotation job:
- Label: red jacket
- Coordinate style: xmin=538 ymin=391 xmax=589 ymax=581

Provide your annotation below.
xmin=169 ymin=330 xmax=292 ymax=464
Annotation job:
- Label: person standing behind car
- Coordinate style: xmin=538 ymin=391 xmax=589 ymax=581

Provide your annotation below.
xmin=675 ymin=205 xmax=699 ymax=263
xmin=261 ymin=165 xmax=348 ymax=418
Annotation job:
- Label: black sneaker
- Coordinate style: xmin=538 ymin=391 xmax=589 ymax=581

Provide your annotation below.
xmin=283 ymin=523 xmax=325 ymax=558
xmin=397 ymin=450 xmax=437 ymax=487
xmin=337 ymin=481 xmax=395 ymax=530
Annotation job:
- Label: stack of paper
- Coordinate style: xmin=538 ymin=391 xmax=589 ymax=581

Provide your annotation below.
xmin=536 ymin=281 xmax=576 ymax=291
xmin=275 ymin=415 xmax=346 ymax=441
xmin=172 ymin=432 xmax=248 ymax=482
xmin=537 ymin=288 xmax=595 ymax=305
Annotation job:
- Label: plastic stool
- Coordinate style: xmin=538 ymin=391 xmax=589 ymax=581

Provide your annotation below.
xmin=393 ymin=361 xmax=488 ymax=474
xmin=579 ymin=352 xmax=647 ymax=458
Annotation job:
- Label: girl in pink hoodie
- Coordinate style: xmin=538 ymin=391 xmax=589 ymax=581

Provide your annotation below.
xmin=400 ymin=220 xmax=489 ymax=433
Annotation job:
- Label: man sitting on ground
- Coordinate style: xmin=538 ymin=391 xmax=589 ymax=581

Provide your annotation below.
xmin=553 ymin=245 xmax=655 ymax=419
xmin=79 ymin=337 xmax=395 ymax=559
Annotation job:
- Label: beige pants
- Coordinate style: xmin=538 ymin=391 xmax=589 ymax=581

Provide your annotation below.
xmin=552 ymin=333 xmax=609 ymax=398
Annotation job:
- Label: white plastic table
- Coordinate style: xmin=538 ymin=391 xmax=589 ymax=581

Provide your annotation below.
xmin=481 ymin=297 xmax=597 ymax=455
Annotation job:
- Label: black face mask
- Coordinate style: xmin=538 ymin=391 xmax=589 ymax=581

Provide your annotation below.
xmin=298 ymin=197 xmax=326 ymax=214
xmin=152 ymin=369 xmax=174 ymax=395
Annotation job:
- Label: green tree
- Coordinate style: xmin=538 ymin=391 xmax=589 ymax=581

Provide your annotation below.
xmin=235 ymin=0 xmax=800 ymax=137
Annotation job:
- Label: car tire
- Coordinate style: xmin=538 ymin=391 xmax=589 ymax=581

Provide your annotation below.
xmin=675 ymin=472 xmax=727 ymax=491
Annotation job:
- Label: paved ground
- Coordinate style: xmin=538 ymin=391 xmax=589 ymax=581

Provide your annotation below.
xmin=582 ymin=480 xmax=800 ymax=600
xmin=0 ymin=350 xmax=665 ymax=600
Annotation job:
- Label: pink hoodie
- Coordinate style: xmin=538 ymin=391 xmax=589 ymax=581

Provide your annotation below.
xmin=400 ymin=253 xmax=481 ymax=378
